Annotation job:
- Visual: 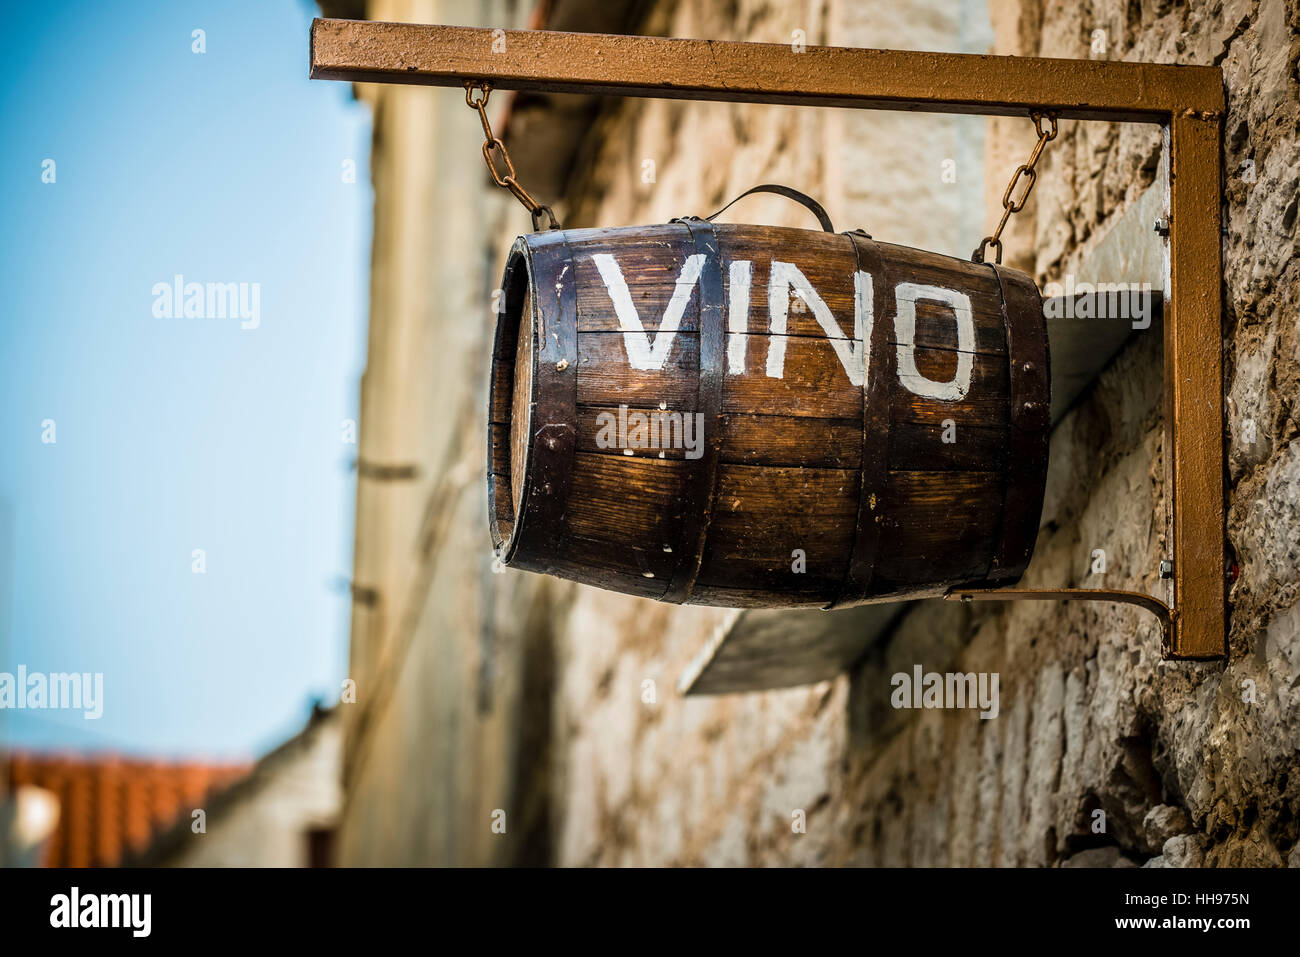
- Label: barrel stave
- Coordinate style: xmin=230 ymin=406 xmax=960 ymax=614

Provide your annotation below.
xmin=870 ymin=469 xmax=1005 ymax=596
xmin=695 ymin=463 xmax=858 ymax=603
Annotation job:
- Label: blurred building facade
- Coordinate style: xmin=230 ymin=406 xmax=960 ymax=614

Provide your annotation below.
xmin=334 ymin=0 xmax=1300 ymax=866
xmin=136 ymin=705 xmax=342 ymax=867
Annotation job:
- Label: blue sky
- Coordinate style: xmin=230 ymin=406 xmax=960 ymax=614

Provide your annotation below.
xmin=0 ymin=1 xmax=372 ymax=759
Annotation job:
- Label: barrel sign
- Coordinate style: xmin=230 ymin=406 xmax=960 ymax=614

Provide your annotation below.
xmin=488 ymin=221 xmax=1049 ymax=608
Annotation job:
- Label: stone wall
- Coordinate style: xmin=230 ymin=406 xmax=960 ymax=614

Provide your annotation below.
xmin=337 ymin=0 xmax=1300 ymax=867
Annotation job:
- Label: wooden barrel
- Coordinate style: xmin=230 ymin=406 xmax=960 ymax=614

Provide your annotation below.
xmin=488 ymin=220 xmax=1049 ymax=608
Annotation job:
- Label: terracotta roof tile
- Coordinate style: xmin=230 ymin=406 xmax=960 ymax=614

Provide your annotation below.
xmin=3 ymin=754 xmax=250 ymax=867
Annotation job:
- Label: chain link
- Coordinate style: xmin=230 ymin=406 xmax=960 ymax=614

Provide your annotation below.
xmin=973 ymin=112 xmax=1058 ymax=265
xmin=465 ymin=82 xmax=561 ymax=231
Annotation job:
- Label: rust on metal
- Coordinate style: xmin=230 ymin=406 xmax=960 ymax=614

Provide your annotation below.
xmin=945 ymin=587 xmax=1173 ymax=646
xmin=309 ymin=20 xmax=1223 ymax=123
xmin=464 ymin=81 xmax=560 ymax=230
xmin=973 ymin=113 xmax=1057 ymax=264
xmin=1164 ymin=112 xmax=1227 ymax=659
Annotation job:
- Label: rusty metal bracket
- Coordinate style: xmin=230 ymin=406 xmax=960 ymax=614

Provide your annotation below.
xmin=309 ymin=19 xmax=1227 ymax=660
xmin=945 ymin=588 xmax=1174 ymax=651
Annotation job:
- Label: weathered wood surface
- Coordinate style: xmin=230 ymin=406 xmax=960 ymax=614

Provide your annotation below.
xmin=487 ymin=221 xmax=1049 ymax=608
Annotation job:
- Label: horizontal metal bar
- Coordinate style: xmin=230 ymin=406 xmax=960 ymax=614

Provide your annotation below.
xmin=310 ymin=19 xmax=1224 ymax=122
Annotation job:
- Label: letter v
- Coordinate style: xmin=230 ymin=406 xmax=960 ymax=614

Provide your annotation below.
xmin=592 ymin=252 xmax=705 ymax=371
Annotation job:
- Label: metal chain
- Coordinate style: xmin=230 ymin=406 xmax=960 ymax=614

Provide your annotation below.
xmin=972 ymin=112 xmax=1058 ymax=265
xmin=465 ymin=81 xmax=561 ymax=231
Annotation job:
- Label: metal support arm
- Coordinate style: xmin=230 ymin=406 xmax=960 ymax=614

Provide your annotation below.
xmin=310 ymin=19 xmax=1227 ymax=659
